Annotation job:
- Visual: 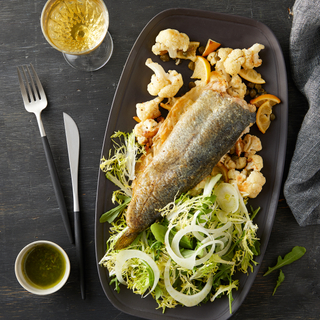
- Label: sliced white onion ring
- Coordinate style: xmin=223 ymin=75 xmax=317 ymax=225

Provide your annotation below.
xmin=164 ymin=260 xmax=213 ymax=307
xmin=215 ymin=183 xmax=239 ymax=213
xmin=203 ymin=173 xmax=222 ymax=196
xmin=115 ymin=249 xmax=160 ymax=296
xmin=166 ymin=224 xmax=216 ymax=269
xmin=165 ymin=225 xmax=197 ymax=269
xmin=166 ymin=224 xmax=226 ymax=269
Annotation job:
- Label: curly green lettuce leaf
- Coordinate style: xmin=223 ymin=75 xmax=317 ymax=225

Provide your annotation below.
xmin=100 ymin=131 xmax=145 ymax=197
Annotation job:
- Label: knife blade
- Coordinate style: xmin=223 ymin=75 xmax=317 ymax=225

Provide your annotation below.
xmin=63 ymin=112 xmax=85 ymax=300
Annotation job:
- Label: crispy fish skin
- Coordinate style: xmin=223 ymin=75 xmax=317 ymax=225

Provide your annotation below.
xmin=114 ymin=90 xmax=256 ymax=249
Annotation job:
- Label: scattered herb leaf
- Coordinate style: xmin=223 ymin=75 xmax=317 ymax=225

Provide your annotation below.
xmin=272 ymin=269 xmax=285 ymax=296
xmin=264 ymin=246 xmax=306 ymax=276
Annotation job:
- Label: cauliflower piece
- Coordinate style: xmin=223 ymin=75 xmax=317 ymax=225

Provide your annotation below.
xmin=136 ymin=97 xmax=163 ymax=121
xmin=227 ymin=75 xmax=247 ymax=99
xmin=242 ymin=43 xmax=265 ymax=70
xmin=206 ymin=71 xmax=228 ymax=92
xmin=223 ymin=49 xmax=245 ymax=75
xmin=228 ymin=169 xmax=266 ymax=198
xmin=238 ymin=171 xmax=266 ymax=198
xmin=246 ymin=155 xmax=263 ymax=171
xmin=134 ymin=119 xmax=161 ymax=145
xmin=234 ymin=156 xmax=247 ymax=170
xmin=214 ymin=48 xmax=233 ymax=80
xmin=207 ymin=51 xmax=219 ymax=66
xmin=223 ymin=154 xmax=236 ymax=170
xmin=234 ymin=138 xmax=244 ymax=157
xmin=227 ymin=169 xmax=247 ymax=184
xmin=145 ymin=58 xmax=183 ymax=98
xmin=243 ymin=134 xmax=262 ymax=157
xmin=151 ymin=29 xmax=190 ymax=59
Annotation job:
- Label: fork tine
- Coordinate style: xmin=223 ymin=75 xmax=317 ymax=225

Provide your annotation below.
xmin=17 ymin=66 xmax=30 ymax=105
xmin=30 ymin=64 xmax=47 ymax=102
xmin=26 ymin=65 xmax=39 ymax=101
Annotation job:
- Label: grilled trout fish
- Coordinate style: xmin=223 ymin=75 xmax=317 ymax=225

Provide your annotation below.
xmin=114 ymin=89 xmax=256 ymax=249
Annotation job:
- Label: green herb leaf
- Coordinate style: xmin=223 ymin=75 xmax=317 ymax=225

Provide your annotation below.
xmin=109 ymin=276 xmax=120 ymax=293
xmin=272 ymin=269 xmax=285 ymax=296
xmin=150 ymin=223 xmax=167 ymax=243
xmin=263 ymin=246 xmax=306 ymax=276
xmin=250 ymin=206 xmax=260 ymax=220
xmin=99 ymin=197 xmax=131 ymax=223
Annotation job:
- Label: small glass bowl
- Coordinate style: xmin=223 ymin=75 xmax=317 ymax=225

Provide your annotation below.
xmin=15 ymin=240 xmax=70 ymax=295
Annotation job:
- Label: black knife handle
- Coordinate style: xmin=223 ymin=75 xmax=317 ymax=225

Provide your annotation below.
xmin=74 ymin=210 xmax=85 ymax=299
xmin=41 ymin=136 xmax=74 ymax=244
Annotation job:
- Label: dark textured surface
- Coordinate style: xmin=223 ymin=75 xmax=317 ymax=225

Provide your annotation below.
xmin=1 ymin=1 xmax=319 ymax=320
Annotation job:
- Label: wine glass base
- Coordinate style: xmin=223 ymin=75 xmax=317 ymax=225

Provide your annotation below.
xmin=63 ymin=32 xmax=114 ymax=72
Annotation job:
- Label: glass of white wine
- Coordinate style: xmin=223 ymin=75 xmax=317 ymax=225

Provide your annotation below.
xmin=41 ymin=0 xmax=113 ymax=72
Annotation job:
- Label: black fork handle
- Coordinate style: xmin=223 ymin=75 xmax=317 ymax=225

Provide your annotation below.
xmin=41 ymin=136 xmax=74 ymax=244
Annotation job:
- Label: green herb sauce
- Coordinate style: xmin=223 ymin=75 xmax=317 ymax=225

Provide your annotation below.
xmin=22 ymin=244 xmax=66 ymax=289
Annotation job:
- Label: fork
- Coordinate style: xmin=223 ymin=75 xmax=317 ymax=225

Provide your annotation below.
xmin=17 ymin=64 xmax=74 ymax=244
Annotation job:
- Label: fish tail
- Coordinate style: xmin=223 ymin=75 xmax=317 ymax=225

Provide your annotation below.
xmin=113 ymin=228 xmax=141 ymax=250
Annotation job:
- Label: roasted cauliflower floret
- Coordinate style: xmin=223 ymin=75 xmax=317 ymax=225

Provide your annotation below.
xmin=206 ymin=71 xmax=228 ymax=92
xmin=238 ymin=171 xmax=266 ymax=198
xmin=224 ymin=49 xmax=245 ymax=76
xmin=151 ymin=29 xmax=190 ymax=59
xmin=228 ymin=169 xmax=247 ymax=185
xmin=242 ymin=43 xmax=265 ymax=70
xmin=136 ymin=97 xmax=163 ymax=121
xmin=234 ymin=156 xmax=247 ymax=170
xmin=224 ymin=154 xmax=236 ymax=170
xmin=207 ymin=51 xmax=219 ymax=66
xmin=243 ymin=134 xmax=262 ymax=157
xmin=145 ymin=58 xmax=183 ymax=98
xmin=134 ymin=119 xmax=161 ymax=145
xmin=228 ymin=169 xmax=266 ymax=198
xmin=227 ymin=75 xmax=247 ymax=99
xmin=214 ymin=48 xmax=233 ymax=80
xmin=246 ymin=154 xmax=263 ymax=171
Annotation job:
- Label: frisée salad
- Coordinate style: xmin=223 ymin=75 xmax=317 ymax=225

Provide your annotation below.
xmin=99 ymin=131 xmax=260 ymax=313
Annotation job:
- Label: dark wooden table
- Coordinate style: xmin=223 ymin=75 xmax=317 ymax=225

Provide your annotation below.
xmin=1 ymin=0 xmax=319 ymax=319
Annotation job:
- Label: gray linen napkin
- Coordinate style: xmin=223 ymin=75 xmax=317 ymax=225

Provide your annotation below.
xmin=283 ymin=0 xmax=320 ymax=226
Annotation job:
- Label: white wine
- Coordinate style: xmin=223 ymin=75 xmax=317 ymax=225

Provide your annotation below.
xmin=43 ymin=0 xmax=109 ymax=54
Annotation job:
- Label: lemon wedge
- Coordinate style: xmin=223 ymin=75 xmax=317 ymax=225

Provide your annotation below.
xmin=256 ymin=100 xmax=272 ymax=133
xmin=239 ymin=68 xmax=265 ymax=84
xmin=202 ymin=39 xmax=221 ymax=56
xmin=176 ymin=41 xmax=200 ymax=62
xmin=191 ymin=56 xmax=211 ymax=83
xmin=250 ymin=93 xmax=281 ymax=108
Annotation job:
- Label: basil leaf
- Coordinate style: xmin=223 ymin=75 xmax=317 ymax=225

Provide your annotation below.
xmin=272 ymin=269 xmax=285 ymax=296
xmin=263 ymin=246 xmax=306 ymax=276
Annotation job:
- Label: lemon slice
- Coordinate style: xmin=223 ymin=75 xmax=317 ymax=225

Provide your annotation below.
xmin=256 ymin=100 xmax=272 ymax=133
xmin=191 ymin=56 xmax=211 ymax=83
xmin=202 ymin=39 xmax=221 ymax=56
xmin=250 ymin=93 xmax=281 ymax=107
xmin=176 ymin=41 xmax=200 ymax=62
xmin=239 ymin=68 xmax=265 ymax=84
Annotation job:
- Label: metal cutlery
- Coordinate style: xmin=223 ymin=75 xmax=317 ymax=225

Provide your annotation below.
xmin=17 ymin=64 xmax=73 ymax=244
xmin=63 ymin=112 xmax=85 ymax=300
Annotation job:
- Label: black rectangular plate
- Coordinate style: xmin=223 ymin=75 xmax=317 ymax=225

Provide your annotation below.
xmin=95 ymin=8 xmax=288 ymax=320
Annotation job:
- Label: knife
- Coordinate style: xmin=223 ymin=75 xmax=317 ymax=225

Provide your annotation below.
xmin=63 ymin=112 xmax=85 ymax=300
